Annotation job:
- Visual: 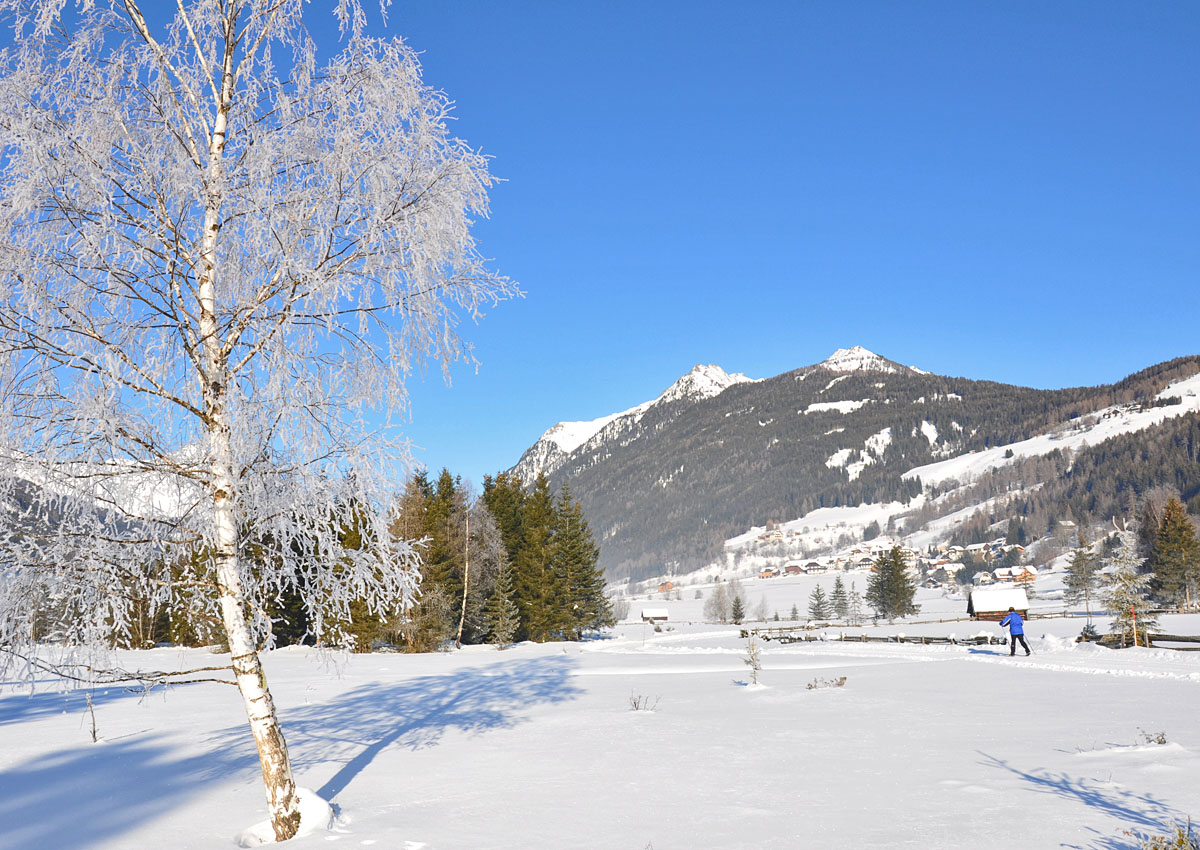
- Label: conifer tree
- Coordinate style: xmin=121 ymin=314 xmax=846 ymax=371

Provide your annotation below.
xmin=1149 ymin=498 xmax=1200 ymax=607
xmin=789 ymin=603 xmax=800 ymax=621
xmin=808 ymin=585 xmax=832 ymax=621
xmin=866 ymin=546 xmax=920 ymax=621
xmin=730 ymin=594 xmax=746 ymax=625
xmin=551 ymin=484 xmax=613 ymax=638
xmin=728 ymin=578 xmax=747 ymax=625
xmin=848 ymin=582 xmax=864 ymax=626
xmin=1105 ymin=527 xmax=1159 ymax=647
xmin=514 ymin=474 xmax=558 ymax=641
xmin=1063 ymin=531 xmax=1101 ymax=622
xmin=481 ymin=472 xmax=528 ymax=569
xmin=830 ymin=574 xmax=849 ymax=621
xmin=483 ymin=562 xmax=520 ymax=649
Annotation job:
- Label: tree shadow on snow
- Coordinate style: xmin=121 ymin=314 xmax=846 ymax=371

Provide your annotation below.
xmin=0 ymin=728 xmax=258 ymax=850
xmin=0 ymin=681 xmax=186 ymax=728
xmin=0 ymin=655 xmax=579 ymax=849
xmin=282 ymin=655 xmax=582 ymax=801
xmin=978 ymin=752 xmax=1189 ymax=849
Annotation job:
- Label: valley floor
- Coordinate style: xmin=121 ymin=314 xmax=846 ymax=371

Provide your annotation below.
xmin=2 ymin=610 xmax=1199 ymax=849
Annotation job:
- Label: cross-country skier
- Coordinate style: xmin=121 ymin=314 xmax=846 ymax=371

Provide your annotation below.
xmin=1000 ymin=607 xmax=1031 ymax=656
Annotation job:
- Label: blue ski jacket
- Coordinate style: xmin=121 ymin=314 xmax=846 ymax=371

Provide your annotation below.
xmin=1000 ymin=611 xmax=1024 ymax=635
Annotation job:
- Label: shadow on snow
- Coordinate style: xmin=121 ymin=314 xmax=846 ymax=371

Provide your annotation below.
xmin=979 ymin=752 xmax=1190 ymax=849
xmin=0 ymin=654 xmax=580 ymax=850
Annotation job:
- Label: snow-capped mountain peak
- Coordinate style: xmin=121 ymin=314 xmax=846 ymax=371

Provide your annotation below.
xmin=512 ymin=364 xmax=753 ymax=481
xmin=819 ymin=346 xmax=906 ymax=374
xmin=654 ymin=364 xmax=754 ymax=406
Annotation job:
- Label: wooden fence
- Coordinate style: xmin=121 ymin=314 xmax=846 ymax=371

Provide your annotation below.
xmin=1078 ymin=633 xmax=1200 ymax=651
xmin=742 ymin=628 xmax=1006 ymax=647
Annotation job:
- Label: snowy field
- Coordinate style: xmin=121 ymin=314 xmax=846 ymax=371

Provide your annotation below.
xmin=3 ymin=578 xmax=1199 ymax=850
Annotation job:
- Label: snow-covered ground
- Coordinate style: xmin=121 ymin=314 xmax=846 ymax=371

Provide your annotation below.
xmin=3 ymin=573 xmax=1198 ymax=850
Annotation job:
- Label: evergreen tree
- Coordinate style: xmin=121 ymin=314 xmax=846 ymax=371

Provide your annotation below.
xmin=730 ymin=594 xmax=746 ymax=625
xmin=551 ymin=484 xmax=613 ymax=638
xmin=865 ymin=546 xmax=920 ymax=621
xmin=1063 ymin=531 xmax=1101 ymax=621
xmin=848 ymin=582 xmax=864 ymax=626
xmin=481 ymin=472 xmax=527 ymax=570
xmin=1149 ymin=498 xmax=1200 ymax=607
xmin=514 ymin=473 xmax=558 ymax=641
xmin=808 ymin=585 xmax=832 ymax=621
xmin=483 ymin=562 xmax=520 ymax=649
xmin=830 ymin=574 xmax=849 ymax=621
xmin=789 ymin=603 xmax=800 ymax=621
xmin=1105 ymin=528 xmax=1159 ymax=646
xmin=728 ymin=578 xmax=746 ymax=625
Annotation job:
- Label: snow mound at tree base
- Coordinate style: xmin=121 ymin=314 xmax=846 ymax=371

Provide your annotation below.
xmin=236 ymin=788 xmax=334 ymax=846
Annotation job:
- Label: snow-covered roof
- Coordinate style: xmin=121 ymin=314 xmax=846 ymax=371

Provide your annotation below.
xmin=969 ymin=588 xmax=1029 ymax=612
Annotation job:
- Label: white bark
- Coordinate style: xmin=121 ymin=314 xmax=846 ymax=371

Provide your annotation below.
xmin=0 ymin=0 xmax=514 ymax=841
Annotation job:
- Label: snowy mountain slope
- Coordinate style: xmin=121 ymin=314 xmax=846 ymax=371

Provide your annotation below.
xmin=511 ymin=349 xmax=1200 ymax=582
xmin=902 ymin=371 xmax=1200 ymax=487
xmin=814 ymin=345 xmax=914 ymax=375
xmin=511 ymin=364 xmax=753 ymax=482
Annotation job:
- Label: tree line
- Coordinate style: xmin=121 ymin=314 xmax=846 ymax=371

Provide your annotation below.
xmin=32 ymin=468 xmax=614 ymax=653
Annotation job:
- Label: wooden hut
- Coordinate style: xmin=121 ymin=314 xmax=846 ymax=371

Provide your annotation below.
xmin=967 ymin=588 xmax=1029 ymax=621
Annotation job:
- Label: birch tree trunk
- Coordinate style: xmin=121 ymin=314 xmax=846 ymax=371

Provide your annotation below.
xmin=456 ymin=510 xmax=470 ymax=649
xmin=194 ymin=9 xmax=299 ymax=839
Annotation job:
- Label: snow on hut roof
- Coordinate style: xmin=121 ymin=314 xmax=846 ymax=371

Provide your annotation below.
xmin=968 ymin=587 xmax=1029 ymax=613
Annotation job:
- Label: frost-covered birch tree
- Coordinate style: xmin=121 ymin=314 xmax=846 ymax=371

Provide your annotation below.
xmin=0 ymin=0 xmax=514 ymax=841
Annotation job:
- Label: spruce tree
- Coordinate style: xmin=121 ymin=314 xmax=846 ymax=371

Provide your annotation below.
xmin=1105 ymin=528 xmax=1159 ymax=646
xmin=830 ymin=574 xmax=849 ymax=621
xmin=789 ymin=603 xmax=800 ymax=622
xmin=865 ymin=546 xmax=920 ymax=621
xmin=551 ymin=484 xmax=613 ymax=638
xmin=1063 ymin=531 xmax=1101 ymax=622
xmin=808 ymin=585 xmax=831 ymax=621
xmin=848 ymin=583 xmax=864 ymax=626
xmin=1149 ymin=498 xmax=1200 ymax=607
xmin=481 ymin=472 xmax=527 ymax=573
xmin=514 ymin=473 xmax=558 ymax=641
xmin=730 ymin=594 xmax=746 ymax=625
xmin=483 ymin=562 xmax=520 ymax=649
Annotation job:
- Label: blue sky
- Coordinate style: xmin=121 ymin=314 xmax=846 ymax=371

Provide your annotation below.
xmin=335 ymin=1 xmax=1200 ymax=486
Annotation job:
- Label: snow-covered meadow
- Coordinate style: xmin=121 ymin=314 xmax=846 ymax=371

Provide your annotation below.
xmin=3 ymin=575 xmax=1199 ymax=850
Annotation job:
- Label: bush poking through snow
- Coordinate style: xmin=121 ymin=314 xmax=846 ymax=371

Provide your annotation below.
xmin=629 ymin=692 xmax=661 ymax=712
xmin=807 ymin=676 xmax=848 ymax=690
xmin=1139 ymin=728 xmax=1169 ymax=746
xmin=1124 ymin=820 xmax=1199 ymax=850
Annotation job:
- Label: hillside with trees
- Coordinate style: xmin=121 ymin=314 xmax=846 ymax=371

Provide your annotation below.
xmin=518 ymin=351 xmax=1200 ymax=581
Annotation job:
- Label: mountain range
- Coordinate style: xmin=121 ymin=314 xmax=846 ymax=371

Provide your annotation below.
xmin=510 ymin=347 xmax=1200 ymax=581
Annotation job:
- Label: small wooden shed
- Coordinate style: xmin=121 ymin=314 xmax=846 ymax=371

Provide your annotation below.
xmin=641 ymin=608 xmax=669 ymax=624
xmin=967 ymin=588 xmax=1029 ymax=621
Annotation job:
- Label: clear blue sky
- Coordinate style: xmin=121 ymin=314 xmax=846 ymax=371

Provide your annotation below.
xmin=337 ymin=1 xmax=1200 ymax=486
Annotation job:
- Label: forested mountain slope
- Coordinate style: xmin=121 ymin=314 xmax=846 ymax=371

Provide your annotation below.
xmin=510 ymin=348 xmax=1200 ymax=581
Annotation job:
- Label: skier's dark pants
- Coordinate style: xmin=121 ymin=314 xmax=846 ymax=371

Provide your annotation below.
xmin=1009 ymin=633 xmax=1030 ymax=655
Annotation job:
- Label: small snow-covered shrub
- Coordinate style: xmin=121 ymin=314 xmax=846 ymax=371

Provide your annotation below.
xmin=629 ymin=692 xmax=661 ymax=711
xmin=807 ymin=676 xmax=847 ymax=690
xmin=1139 ymin=728 xmax=1168 ymax=746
